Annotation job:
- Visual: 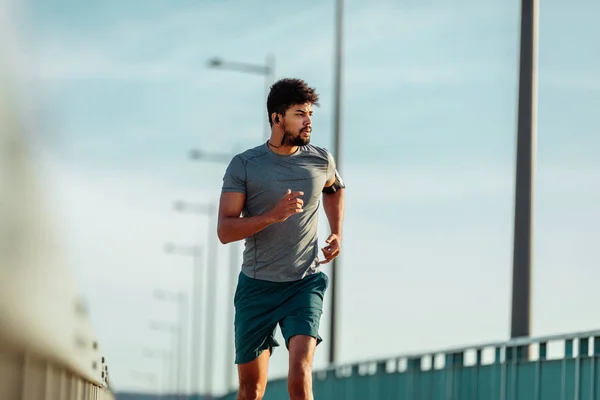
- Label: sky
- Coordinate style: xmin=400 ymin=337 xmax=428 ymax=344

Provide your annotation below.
xmin=3 ymin=0 xmax=600 ymax=396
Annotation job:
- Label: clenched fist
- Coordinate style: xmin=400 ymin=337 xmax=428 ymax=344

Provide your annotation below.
xmin=267 ymin=189 xmax=304 ymax=223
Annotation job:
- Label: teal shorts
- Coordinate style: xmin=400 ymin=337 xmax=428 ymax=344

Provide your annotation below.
xmin=233 ymin=271 xmax=329 ymax=365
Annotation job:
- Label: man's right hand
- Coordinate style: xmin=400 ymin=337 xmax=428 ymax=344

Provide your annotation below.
xmin=267 ymin=189 xmax=304 ymax=223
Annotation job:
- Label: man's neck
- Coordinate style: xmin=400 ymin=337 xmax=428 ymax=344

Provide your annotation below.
xmin=267 ymin=137 xmax=298 ymax=155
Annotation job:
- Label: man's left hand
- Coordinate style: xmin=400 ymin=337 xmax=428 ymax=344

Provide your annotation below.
xmin=318 ymin=233 xmax=341 ymax=265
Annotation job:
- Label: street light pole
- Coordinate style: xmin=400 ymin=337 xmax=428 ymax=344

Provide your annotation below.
xmin=188 ymin=148 xmax=243 ymax=392
xmin=207 ymin=54 xmax=276 ymax=141
xmin=177 ymin=294 xmax=188 ymax=398
xmin=149 ymin=321 xmax=180 ymax=400
xmin=510 ymin=0 xmax=538 ymax=342
xmin=328 ymin=0 xmax=344 ymax=367
xmin=153 ymin=291 xmax=188 ymax=398
xmin=164 ymin=243 xmax=203 ymax=394
xmin=263 ymin=54 xmax=276 ymax=140
xmin=225 ymin=241 xmax=239 ymax=391
xmin=131 ymin=371 xmax=159 ymax=394
xmin=173 ymin=201 xmax=218 ymax=397
xmin=143 ymin=348 xmax=171 ymax=396
xmin=188 ymin=149 xmax=232 ymax=164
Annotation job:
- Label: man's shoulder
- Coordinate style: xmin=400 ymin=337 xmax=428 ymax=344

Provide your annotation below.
xmin=301 ymin=144 xmax=333 ymax=161
xmin=234 ymin=143 xmax=270 ymax=163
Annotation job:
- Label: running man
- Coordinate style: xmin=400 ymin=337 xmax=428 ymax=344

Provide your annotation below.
xmin=217 ymin=78 xmax=345 ymax=400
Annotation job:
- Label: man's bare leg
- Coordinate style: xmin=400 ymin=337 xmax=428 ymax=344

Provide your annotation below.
xmin=287 ymin=335 xmax=317 ymax=400
xmin=237 ymin=349 xmax=270 ymax=400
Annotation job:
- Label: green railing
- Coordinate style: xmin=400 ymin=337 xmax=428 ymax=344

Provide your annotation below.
xmin=217 ymin=329 xmax=600 ymax=400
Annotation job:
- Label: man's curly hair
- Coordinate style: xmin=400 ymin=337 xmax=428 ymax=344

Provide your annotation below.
xmin=266 ymin=78 xmax=320 ymax=126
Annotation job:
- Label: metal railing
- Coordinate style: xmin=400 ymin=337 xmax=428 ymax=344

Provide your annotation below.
xmin=217 ymin=329 xmax=600 ymax=400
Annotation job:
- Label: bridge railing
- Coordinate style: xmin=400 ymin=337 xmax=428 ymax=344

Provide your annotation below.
xmin=218 ymin=329 xmax=600 ymax=400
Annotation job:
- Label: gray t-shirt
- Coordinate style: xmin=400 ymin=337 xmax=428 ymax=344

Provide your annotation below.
xmin=221 ymin=142 xmax=340 ymax=282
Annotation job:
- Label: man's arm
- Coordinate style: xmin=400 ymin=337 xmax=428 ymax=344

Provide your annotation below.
xmin=322 ymin=150 xmax=345 ymax=238
xmin=318 ymin=176 xmax=345 ymax=264
xmin=217 ymin=192 xmax=274 ymax=244
xmin=217 ymin=190 xmax=305 ymax=244
xmin=322 ymin=179 xmax=345 ymax=238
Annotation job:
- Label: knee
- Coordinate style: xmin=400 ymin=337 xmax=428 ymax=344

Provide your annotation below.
xmin=237 ymin=383 xmax=266 ymax=400
xmin=288 ymin=360 xmax=312 ymax=399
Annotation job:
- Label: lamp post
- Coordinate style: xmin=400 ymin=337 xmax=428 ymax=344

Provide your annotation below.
xmin=329 ymin=0 xmax=344 ymax=367
xmin=223 ymin=243 xmax=239 ymax=391
xmin=149 ymin=321 xmax=180 ymax=399
xmin=152 ymin=291 xmax=188 ymax=398
xmin=188 ymin=148 xmax=232 ymax=164
xmin=131 ymin=371 xmax=159 ymax=394
xmin=143 ymin=348 xmax=171 ymax=396
xmin=510 ymin=0 xmax=538 ymax=347
xmin=187 ymin=148 xmax=240 ymax=391
xmin=173 ymin=200 xmax=218 ymax=396
xmin=207 ymin=54 xmax=276 ymax=141
xmin=164 ymin=243 xmax=203 ymax=394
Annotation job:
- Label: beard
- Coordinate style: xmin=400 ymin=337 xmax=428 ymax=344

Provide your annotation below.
xmin=283 ymin=127 xmax=311 ymax=146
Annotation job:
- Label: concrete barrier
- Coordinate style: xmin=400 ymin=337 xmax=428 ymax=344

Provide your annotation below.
xmin=0 ymin=7 xmax=115 ymax=398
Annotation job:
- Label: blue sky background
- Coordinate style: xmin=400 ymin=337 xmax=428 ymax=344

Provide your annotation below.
xmin=6 ymin=0 xmax=599 ymax=395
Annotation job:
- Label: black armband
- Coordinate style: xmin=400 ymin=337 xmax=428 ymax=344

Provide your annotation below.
xmin=322 ymin=172 xmax=345 ymax=194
